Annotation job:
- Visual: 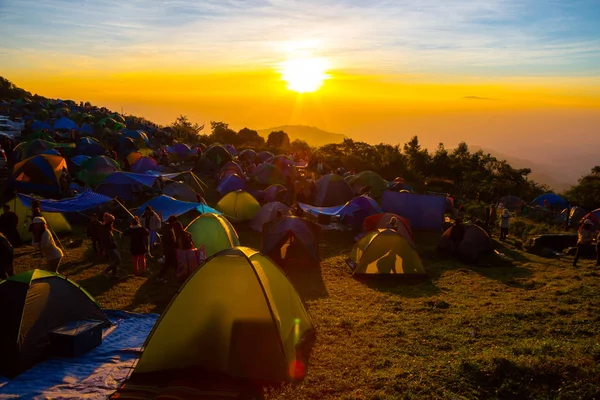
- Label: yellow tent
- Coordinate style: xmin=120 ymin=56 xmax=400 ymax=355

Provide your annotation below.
xmin=6 ymin=197 xmax=72 ymax=242
xmin=350 ymin=229 xmax=426 ymax=276
xmin=185 ymin=213 xmax=240 ymax=258
xmin=133 ymin=247 xmax=314 ymax=382
xmin=216 ymin=190 xmax=260 ymax=222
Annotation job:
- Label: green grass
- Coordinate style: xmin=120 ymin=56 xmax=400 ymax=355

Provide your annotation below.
xmin=12 ymin=226 xmax=600 ymax=399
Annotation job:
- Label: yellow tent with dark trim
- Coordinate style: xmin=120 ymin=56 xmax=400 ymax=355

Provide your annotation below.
xmin=132 ymin=247 xmax=315 ymax=382
xmin=5 ymin=197 xmax=71 ymax=242
xmin=216 ymin=190 xmax=260 ymax=222
xmin=350 ymin=229 xmax=425 ymax=276
xmin=185 ymin=213 xmax=240 ymax=257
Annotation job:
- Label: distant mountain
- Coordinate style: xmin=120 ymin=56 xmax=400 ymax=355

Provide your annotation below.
xmin=469 ymin=146 xmax=573 ymax=192
xmin=257 ymin=125 xmax=346 ymax=147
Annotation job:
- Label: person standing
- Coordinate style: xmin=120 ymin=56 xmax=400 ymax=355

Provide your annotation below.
xmin=0 ymin=204 xmax=21 ymax=247
xmin=124 ymin=217 xmax=150 ymax=276
xmin=31 ymin=217 xmax=63 ymax=272
xmin=157 ymin=216 xmax=178 ymax=283
xmin=100 ymin=213 xmax=121 ymax=279
xmin=141 ymin=206 xmax=161 ymax=250
xmin=500 ymin=209 xmax=511 ymax=241
xmin=574 ymin=219 xmax=595 ymax=267
xmin=0 ymin=233 xmax=14 ymax=280
xmin=87 ymin=213 xmax=102 ymax=255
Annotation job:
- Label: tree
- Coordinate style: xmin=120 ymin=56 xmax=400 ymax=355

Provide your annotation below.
xmin=565 ymin=166 xmax=600 ymax=210
xmin=237 ymin=127 xmax=265 ymax=147
xmin=266 ymin=130 xmax=290 ymax=150
xmin=210 ymin=120 xmax=238 ymax=145
xmin=171 ymin=115 xmax=204 ymax=143
xmin=290 ymin=139 xmax=311 ymax=158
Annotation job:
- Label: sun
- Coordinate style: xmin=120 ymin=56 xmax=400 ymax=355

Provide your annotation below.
xmin=279 ymin=57 xmax=330 ymax=93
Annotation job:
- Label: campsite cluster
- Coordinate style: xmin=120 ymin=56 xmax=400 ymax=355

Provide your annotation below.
xmin=1 ymin=93 xmax=600 ymax=398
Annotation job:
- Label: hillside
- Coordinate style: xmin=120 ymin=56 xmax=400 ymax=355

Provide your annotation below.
xmin=257 ymin=125 xmax=346 ymax=147
xmin=470 ymin=146 xmax=573 ymax=192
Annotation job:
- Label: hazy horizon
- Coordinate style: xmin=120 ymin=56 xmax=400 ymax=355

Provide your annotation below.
xmin=2 ymin=0 xmax=599 ymax=184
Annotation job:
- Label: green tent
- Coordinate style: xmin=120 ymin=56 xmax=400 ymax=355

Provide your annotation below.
xmin=132 ymin=247 xmax=314 ymax=382
xmin=347 ymin=171 xmax=389 ymax=199
xmin=5 ymin=197 xmax=72 ymax=242
xmin=185 ymin=213 xmax=240 ymax=257
xmin=350 ymin=229 xmax=426 ymax=276
xmin=77 ymin=156 xmax=120 ymax=185
xmin=0 ymin=270 xmax=110 ymax=377
xmin=216 ymin=190 xmax=260 ymax=222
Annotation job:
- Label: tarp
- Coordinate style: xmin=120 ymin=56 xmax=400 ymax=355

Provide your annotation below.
xmin=298 ymin=196 xmax=382 ymax=225
xmin=0 ymin=310 xmax=158 ymax=400
xmin=382 ymin=191 xmax=445 ymax=231
xmin=100 ymin=172 xmax=158 ymax=187
xmin=135 ymin=195 xmax=219 ymax=222
xmin=298 ymin=203 xmax=345 ymax=216
xmin=18 ymin=190 xmax=113 ymax=213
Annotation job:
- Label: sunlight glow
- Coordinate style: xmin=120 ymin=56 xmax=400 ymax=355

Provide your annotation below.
xmin=279 ymin=58 xmax=330 ymax=93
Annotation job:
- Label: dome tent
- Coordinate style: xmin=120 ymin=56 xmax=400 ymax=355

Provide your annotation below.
xmin=185 ymin=213 xmax=240 ymax=257
xmin=362 ymin=212 xmax=415 ymax=247
xmin=250 ymin=202 xmax=290 ymax=232
xmin=438 ymin=224 xmax=494 ymax=262
xmin=253 ymin=163 xmax=286 ymax=186
xmin=531 ymin=193 xmax=567 ymax=210
xmin=130 ymin=247 xmax=314 ymax=383
xmin=217 ymin=174 xmax=247 ymax=195
xmin=216 ymin=190 xmax=260 ymax=222
xmin=12 ymin=154 xmax=67 ymax=196
xmin=556 ymin=206 xmax=587 ymax=229
xmin=76 ymin=136 xmax=105 ymax=156
xmin=314 ymin=174 xmax=354 ymax=207
xmin=0 ymin=270 xmax=110 ymax=378
xmin=347 ymin=171 xmax=389 ymax=198
xmin=261 ymin=216 xmax=321 ymax=264
xmin=350 ymin=229 xmax=425 ymax=276
xmin=4 ymin=197 xmax=72 ymax=242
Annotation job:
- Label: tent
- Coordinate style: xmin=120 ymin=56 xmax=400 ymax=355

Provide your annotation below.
xmin=350 ymin=229 xmax=425 ymax=276
xmin=0 ymin=270 xmax=110 ymax=378
xmin=581 ymin=209 xmax=600 ymax=228
xmin=126 ymin=151 xmax=143 ymax=166
xmin=12 ymin=154 xmax=67 ymax=196
xmin=314 ymin=174 xmax=354 ymax=207
xmin=202 ymin=145 xmax=233 ymax=167
xmin=29 ymin=120 xmax=52 ymax=132
xmin=75 ymin=137 xmax=105 ymax=157
xmin=438 ymin=224 xmax=494 ymax=262
xmin=250 ymin=202 xmax=290 ymax=232
xmin=53 ymin=117 xmax=77 ymax=131
xmin=381 ymin=192 xmax=445 ymax=231
xmin=223 ymin=144 xmax=237 ymax=157
xmin=219 ymin=161 xmax=244 ymax=180
xmin=78 ymin=156 xmax=120 ymax=185
xmin=70 ymin=155 xmax=90 ymax=166
xmin=347 ymin=171 xmax=389 ymax=198
xmin=167 ymin=143 xmax=194 ymax=161
xmin=216 ymin=190 xmax=260 ymax=222
xmin=5 ymin=197 xmax=72 ymax=242
xmin=95 ymin=172 xmax=158 ymax=201
xmin=556 ymin=206 xmax=587 ymax=228
xmin=257 ymin=151 xmax=274 ymax=162
xmin=130 ymin=247 xmax=314 ymax=382
xmin=131 ymin=156 xmax=159 ymax=174
xmin=262 ymin=217 xmax=321 ymax=263
xmin=363 ymin=213 xmax=415 ymax=247
xmin=185 ymin=213 xmax=240 ymax=257
xmin=135 ymin=195 xmax=219 ymax=223
xmin=238 ymin=149 xmax=256 ymax=164
xmin=338 ymin=195 xmax=383 ymax=229
xmin=18 ymin=190 xmax=112 ymax=213
xmin=162 ymin=181 xmax=199 ymax=203
xmin=264 ymin=184 xmax=287 ymax=203
xmin=79 ymin=123 xmax=94 ymax=136
xmin=531 ymin=193 xmax=567 ymax=210
xmin=217 ymin=174 xmax=246 ymax=195
xmin=267 ymin=155 xmax=297 ymax=179
xmin=498 ymin=195 xmax=524 ymax=211
xmin=13 ymin=140 xmax=57 ymax=162
xmin=253 ymin=163 xmax=286 ymax=186
xmin=123 ymin=130 xmax=150 ymax=147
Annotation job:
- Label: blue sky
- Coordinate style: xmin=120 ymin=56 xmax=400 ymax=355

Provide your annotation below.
xmin=1 ymin=0 xmax=599 ymax=76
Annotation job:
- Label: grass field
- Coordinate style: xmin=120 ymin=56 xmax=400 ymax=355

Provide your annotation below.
xmin=12 ymin=225 xmax=600 ymax=399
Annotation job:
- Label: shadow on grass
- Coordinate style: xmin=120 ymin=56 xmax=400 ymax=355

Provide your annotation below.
xmin=358 ymin=277 xmax=441 ymax=298
xmin=280 ymin=260 xmax=329 ymax=303
xmin=127 ymin=274 xmax=179 ymax=314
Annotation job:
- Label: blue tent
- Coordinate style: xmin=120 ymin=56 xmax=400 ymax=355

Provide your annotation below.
xmin=381 ymin=192 xmax=445 ymax=231
xmin=135 ymin=195 xmax=219 ymax=222
xmin=30 ymin=120 xmax=52 ymax=132
xmin=217 ymin=174 xmax=246 ymax=195
xmin=79 ymin=124 xmax=94 ymax=135
xmin=71 ymin=155 xmax=91 ymax=166
xmin=298 ymin=195 xmax=382 ymax=228
xmin=261 ymin=216 xmax=321 ymax=262
xmin=531 ymin=193 xmax=567 ymax=209
xmin=96 ymin=172 xmax=158 ymax=201
xmin=76 ymin=137 xmax=105 ymax=157
xmin=122 ymin=130 xmax=150 ymax=146
xmin=18 ymin=190 xmax=113 ymax=213
xmin=53 ymin=117 xmax=77 ymax=131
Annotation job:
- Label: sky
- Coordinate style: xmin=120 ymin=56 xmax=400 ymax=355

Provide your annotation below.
xmin=1 ymin=0 xmax=600 ymax=182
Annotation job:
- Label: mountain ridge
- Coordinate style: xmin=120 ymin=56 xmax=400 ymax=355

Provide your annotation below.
xmin=257 ymin=125 xmax=346 ymax=147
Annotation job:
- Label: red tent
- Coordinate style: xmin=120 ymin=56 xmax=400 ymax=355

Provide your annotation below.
xmin=362 ymin=213 xmax=415 ymax=247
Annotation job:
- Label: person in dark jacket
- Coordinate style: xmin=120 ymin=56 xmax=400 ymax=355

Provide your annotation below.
xmin=173 ymin=221 xmax=194 ymax=250
xmin=0 ymin=205 xmax=21 ymax=247
xmin=124 ymin=217 xmax=149 ymax=276
xmin=87 ymin=213 xmax=102 ymax=255
xmin=157 ymin=215 xmax=178 ymax=283
xmin=0 ymin=233 xmax=14 ymax=280
xmin=100 ymin=213 xmax=121 ymax=279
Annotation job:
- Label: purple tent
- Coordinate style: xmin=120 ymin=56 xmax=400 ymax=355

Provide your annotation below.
xmin=217 ymin=174 xmax=246 ymax=195
xmin=131 ymin=156 xmax=159 ymax=174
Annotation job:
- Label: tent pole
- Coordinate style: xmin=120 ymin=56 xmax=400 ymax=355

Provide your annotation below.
xmin=190 ymin=171 xmax=207 ymax=191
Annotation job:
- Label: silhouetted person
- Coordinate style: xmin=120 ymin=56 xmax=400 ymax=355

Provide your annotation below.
xmin=574 ymin=219 xmax=595 ymax=267
xmin=0 ymin=205 xmax=21 ymax=247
